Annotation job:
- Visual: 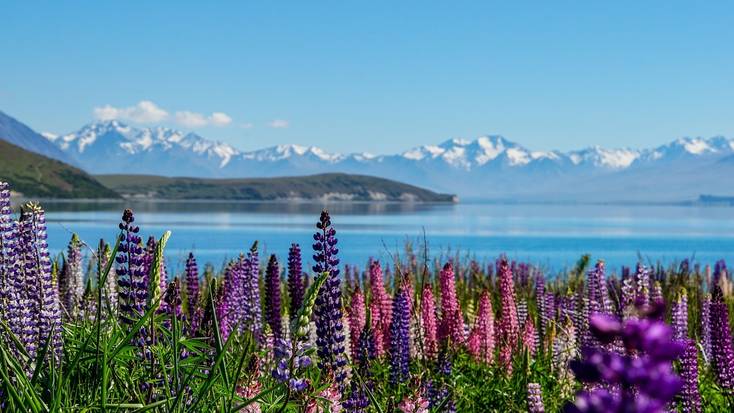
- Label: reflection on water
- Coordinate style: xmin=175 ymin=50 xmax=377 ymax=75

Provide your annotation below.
xmin=35 ymin=201 xmax=734 ymax=274
xmin=40 ymin=199 xmax=453 ymax=215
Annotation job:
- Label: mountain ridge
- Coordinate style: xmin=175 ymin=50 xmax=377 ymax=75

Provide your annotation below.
xmin=6 ymin=110 xmax=731 ymax=202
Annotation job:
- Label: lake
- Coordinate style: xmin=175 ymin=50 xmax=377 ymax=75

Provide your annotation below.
xmin=40 ymin=200 xmax=734 ymax=275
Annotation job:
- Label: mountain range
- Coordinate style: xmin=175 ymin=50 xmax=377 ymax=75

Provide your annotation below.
xmin=3 ymin=110 xmax=732 ymax=202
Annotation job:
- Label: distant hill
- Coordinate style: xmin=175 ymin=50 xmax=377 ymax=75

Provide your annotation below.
xmin=0 ymin=140 xmax=119 ymax=199
xmin=95 ymin=173 xmax=457 ymax=202
xmin=0 ymin=110 xmax=76 ymax=164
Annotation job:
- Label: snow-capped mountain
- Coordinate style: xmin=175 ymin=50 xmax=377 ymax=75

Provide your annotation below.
xmin=45 ymin=120 xmax=734 ymax=201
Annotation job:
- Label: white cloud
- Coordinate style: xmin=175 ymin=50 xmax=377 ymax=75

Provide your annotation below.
xmin=175 ymin=110 xmax=233 ymax=128
xmin=241 ymin=122 xmax=254 ymax=129
xmin=269 ymin=119 xmax=289 ymax=128
xmin=93 ymin=100 xmax=169 ymax=123
xmin=93 ymin=100 xmax=233 ymax=128
xmin=209 ymin=112 xmax=232 ymax=126
xmin=175 ymin=111 xmax=208 ymax=127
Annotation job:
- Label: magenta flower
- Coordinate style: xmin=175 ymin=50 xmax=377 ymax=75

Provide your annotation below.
xmin=467 ymin=290 xmax=494 ymax=364
xmin=438 ymin=262 xmax=464 ymax=346
xmin=421 ymin=285 xmax=438 ymax=360
xmin=369 ymin=260 xmax=392 ymax=356
xmin=348 ymin=288 xmax=366 ymax=360
xmin=497 ymin=258 xmax=519 ymax=371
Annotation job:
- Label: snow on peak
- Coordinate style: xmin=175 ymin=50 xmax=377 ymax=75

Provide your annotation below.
xmin=569 ymin=146 xmax=640 ymax=169
xmin=41 ymin=132 xmax=58 ymax=141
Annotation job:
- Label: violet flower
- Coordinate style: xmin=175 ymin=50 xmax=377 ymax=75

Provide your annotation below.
xmin=60 ymin=233 xmax=84 ymax=320
xmin=709 ymin=285 xmax=734 ymax=389
xmin=527 ymin=382 xmax=545 ymax=413
xmin=287 ymin=243 xmax=304 ymax=322
xmin=679 ymin=339 xmax=702 ymax=413
xmin=312 ymin=210 xmax=348 ymax=385
xmin=264 ymin=254 xmax=283 ymax=339
xmin=389 ymin=289 xmax=411 ymax=384
xmin=671 ymin=288 xmax=688 ymax=342
xmin=185 ymin=252 xmax=199 ymax=321
xmin=564 ymin=303 xmax=685 ymax=413
xmin=116 ymin=209 xmax=147 ymax=325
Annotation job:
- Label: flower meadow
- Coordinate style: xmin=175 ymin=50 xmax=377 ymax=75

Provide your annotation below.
xmin=0 ymin=180 xmax=733 ymax=412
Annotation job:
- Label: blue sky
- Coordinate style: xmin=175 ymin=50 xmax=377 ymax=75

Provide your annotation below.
xmin=1 ymin=1 xmax=733 ymax=153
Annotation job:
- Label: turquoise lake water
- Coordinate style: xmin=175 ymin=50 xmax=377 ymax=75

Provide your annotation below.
xmin=41 ymin=201 xmax=734 ymax=275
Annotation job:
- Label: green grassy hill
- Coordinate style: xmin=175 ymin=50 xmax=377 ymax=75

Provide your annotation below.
xmin=0 ymin=139 xmax=119 ymax=199
xmin=95 ymin=173 xmax=457 ymax=202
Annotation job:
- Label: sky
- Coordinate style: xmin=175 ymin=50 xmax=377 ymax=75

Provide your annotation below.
xmin=1 ymin=1 xmax=733 ymax=154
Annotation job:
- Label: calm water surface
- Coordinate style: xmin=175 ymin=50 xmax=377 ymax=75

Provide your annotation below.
xmin=40 ymin=201 xmax=734 ymax=274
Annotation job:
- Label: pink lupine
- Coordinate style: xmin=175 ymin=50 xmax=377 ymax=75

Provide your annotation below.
xmin=398 ymin=393 xmax=430 ymax=413
xmin=370 ymin=301 xmax=386 ymax=357
xmin=497 ymin=258 xmax=519 ymax=371
xmin=399 ymin=272 xmax=415 ymax=314
xmin=369 ymin=261 xmax=392 ymax=353
xmin=421 ymin=285 xmax=439 ymax=360
xmin=439 ymin=262 xmax=464 ymax=346
xmin=467 ymin=290 xmax=495 ymax=364
xmin=522 ymin=316 xmax=537 ymax=356
xmin=348 ymin=288 xmax=367 ymax=360
xmin=236 ymin=381 xmax=262 ymax=413
xmin=306 ymin=384 xmax=342 ymax=413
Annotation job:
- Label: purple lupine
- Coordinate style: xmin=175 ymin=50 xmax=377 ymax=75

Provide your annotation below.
xmin=634 ymin=263 xmax=649 ymax=306
xmin=185 ymin=252 xmax=199 ymax=320
xmin=709 ymin=285 xmax=734 ymax=389
xmin=390 ymin=289 xmax=411 ymax=384
xmin=220 ymin=258 xmax=245 ymax=340
xmin=264 ymin=254 xmax=283 ymax=339
xmin=60 ymin=233 xmax=84 ymax=319
xmin=116 ymin=209 xmax=147 ymax=325
xmin=287 ymin=243 xmax=304 ymax=322
xmin=3 ymin=217 xmax=24 ymax=354
xmin=700 ymin=294 xmax=712 ymax=364
xmin=587 ymin=260 xmax=612 ymax=316
xmin=20 ymin=203 xmax=63 ymax=363
xmin=0 ymin=182 xmax=15 ymax=329
xmin=565 ymin=303 xmax=684 ymax=413
xmin=535 ymin=272 xmax=546 ymax=336
xmin=527 ymin=382 xmax=545 ymax=413
xmin=679 ymin=339 xmax=702 ymax=413
xmin=162 ymin=277 xmax=183 ymax=320
xmin=312 ymin=210 xmax=348 ymax=386
xmin=671 ymin=288 xmax=688 ymax=342
xmin=243 ymin=243 xmax=263 ymax=342
xmin=16 ymin=210 xmax=40 ymax=360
